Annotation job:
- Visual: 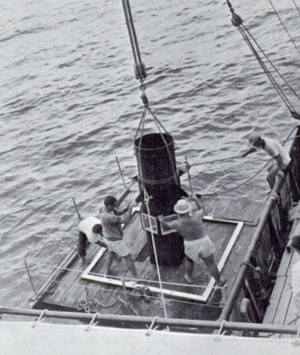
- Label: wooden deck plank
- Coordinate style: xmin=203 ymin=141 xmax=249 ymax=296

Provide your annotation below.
xmin=277 ymin=250 xmax=297 ymax=276
xmin=219 ymin=224 xmax=254 ymax=301
xmin=262 ymin=248 xmax=300 ymax=338
xmin=222 ymin=198 xmax=245 ymax=221
xmin=280 ymin=276 xmax=297 ymax=339
xmin=238 ymin=200 xmax=265 ymax=223
xmin=263 ymin=276 xmax=286 ymax=325
xmin=271 ymin=276 xmax=293 ymax=338
xmin=210 ymin=197 xmax=232 ymax=219
xmin=45 ymin=212 xmax=143 ymax=310
xmin=36 ymin=197 xmax=266 ymax=326
xmin=41 ymin=243 xmax=99 ymax=306
xmin=96 ymin=260 xmax=152 ymax=317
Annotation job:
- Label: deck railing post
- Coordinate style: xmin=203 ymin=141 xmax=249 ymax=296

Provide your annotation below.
xmin=116 ymin=156 xmax=127 ymax=189
xmin=219 ymin=185 xmax=280 ymax=321
xmin=24 ymin=259 xmax=37 ymax=297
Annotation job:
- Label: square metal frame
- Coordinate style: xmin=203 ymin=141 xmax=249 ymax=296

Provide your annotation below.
xmin=81 ymin=216 xmax=244 ymax=303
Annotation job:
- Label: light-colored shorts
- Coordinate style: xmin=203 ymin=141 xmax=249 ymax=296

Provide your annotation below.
xmin=104 ymin=238 xmax=130 ymax=257
xmin=184 ymin=235 xmax=215 ymax=260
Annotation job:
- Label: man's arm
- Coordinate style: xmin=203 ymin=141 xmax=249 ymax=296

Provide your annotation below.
xmin=274 ymin=154 xmax=284 ymax=170
xmin=189 ymin=193 xmax=205 ymax=217
xmin=190 ymin=193 xmax=203 ymax=210
xmin=157 ymin=215 xmax=177 ymax=230
xmin=115 ymin=203 xmax=130 ymax=216
xmin=242 ymin=147 xmax=257 ymax=158
xmin=119 ymin=201 xmax=137 ymax=224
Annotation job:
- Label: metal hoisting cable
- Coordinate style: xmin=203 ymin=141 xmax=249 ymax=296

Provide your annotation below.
xmin=225 ymin=0 xmax=300 ymax=120
xmin=122 ymin=0 xmax=179 ymax=185
xmin=292 ymin=0 xmax=300 ymax=16
xmin=122 ymin=0 xmax=147 ymax=81
xmin=268 ymin=0 xmax=300 ymax=56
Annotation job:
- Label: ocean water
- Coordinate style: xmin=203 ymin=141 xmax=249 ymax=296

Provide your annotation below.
xmin=0 ymin=0 xmax=299 ymax=308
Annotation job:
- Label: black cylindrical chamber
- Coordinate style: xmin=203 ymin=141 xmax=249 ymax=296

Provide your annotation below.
xmin=134 ymin=133 xmax=185 ymax=266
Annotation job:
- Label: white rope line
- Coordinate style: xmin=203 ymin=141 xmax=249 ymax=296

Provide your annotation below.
xmin=143 ymin=188 xmax=169 ymax=320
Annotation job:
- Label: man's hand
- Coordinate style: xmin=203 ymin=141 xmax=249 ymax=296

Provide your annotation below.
xmin=157 ymin=215 xmax=164 ymax=222
xmin=242 ymin=147 xmax=257 ymax=158
xmin=129 ymin=201 xmax=137 ymax=208
xmin=189 ymin=193 xmax=200 ymax=201
xmin=277 ymin=170 xmax=285 ymax=178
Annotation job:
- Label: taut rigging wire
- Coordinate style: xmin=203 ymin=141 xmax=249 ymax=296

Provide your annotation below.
xmin=121 ymin=0 xmax=147 ymax=81
xmin=217 ymin=125 xmax=299 ymax=195
xmin=292 ymin=0 xmax=300 ymax=16
xmin=268 ymin=0 xmax=300 ymax=56
xmin=226 ymin=0 xmax=300 ymax=120
xmin=122 ymin=0 xmax=179 ymax=185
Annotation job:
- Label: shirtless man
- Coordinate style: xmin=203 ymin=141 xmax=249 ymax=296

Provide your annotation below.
xmin=159 ymin=195 xmax=225 ymax=286
xmin=99 ymin=195 xmax=138 ymax=279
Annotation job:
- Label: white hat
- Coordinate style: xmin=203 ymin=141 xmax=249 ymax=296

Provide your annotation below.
xmin=248 ymin=131 xmax=260 ymax=145
xmin=174 ymin=199 xmax=192 ymax=214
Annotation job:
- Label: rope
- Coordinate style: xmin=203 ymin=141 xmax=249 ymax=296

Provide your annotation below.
xmin=292 ymin=0 xmax=300 ymax=16
xmin=268 ymin=0 xmax=300 ymax=55
xmin=226 ymin=1 xmax=300 ymax=118
xmin=218 ymin=125 xmax=298 ymax=195
xmin=191 ymin=155 xmax=243 ymax=167
xmin=241 ymin=25 xmax=300 ymax=103
xmin=239 ymin=25 xmax=296 ymax=114
xmin=143 ymin=188 xmax=169 ymax=319
xmin=218 ymin=159 xmax=271 ymax=195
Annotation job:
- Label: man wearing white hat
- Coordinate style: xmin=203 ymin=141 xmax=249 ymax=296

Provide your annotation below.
xmin=159 ymin=195 xmax=225 ymax=286
xmin=243 ymin=131 xmax=291 ymax=189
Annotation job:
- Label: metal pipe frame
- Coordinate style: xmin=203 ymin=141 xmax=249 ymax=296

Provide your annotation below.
xmin=0 ymin=307 xmax=299 ymax=336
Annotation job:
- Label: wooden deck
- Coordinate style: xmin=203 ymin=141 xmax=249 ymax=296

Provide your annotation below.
xmin=262 ymin=248 xmax=300 ymax=338
xmin=33 ymin=194 xmax=266 ymax=324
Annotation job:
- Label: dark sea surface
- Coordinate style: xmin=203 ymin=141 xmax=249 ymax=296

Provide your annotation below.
xmin=0 ymin=0 xmax=299 ymax=307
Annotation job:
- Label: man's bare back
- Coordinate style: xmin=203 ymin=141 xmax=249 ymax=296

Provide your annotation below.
xmin=167 ymin=210 xmax=206 ymax=241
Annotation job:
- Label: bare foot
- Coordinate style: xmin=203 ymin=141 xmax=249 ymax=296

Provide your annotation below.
xmin=217 ymin=277 xmax=226 ymax=287
xmin=79 ymin=257 xmax=86 ymax=266
xmin=184 ymin=274 xmax=193 ymax=284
